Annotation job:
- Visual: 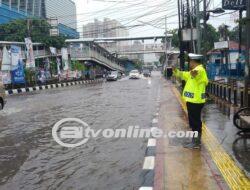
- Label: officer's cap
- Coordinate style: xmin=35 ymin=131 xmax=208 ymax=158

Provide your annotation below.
xmin=188 ymin=53 xmax=203 ymax=61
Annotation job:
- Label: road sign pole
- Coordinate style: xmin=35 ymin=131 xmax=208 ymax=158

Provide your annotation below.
xmin=244 ymin=0 xmax=250 ymax=107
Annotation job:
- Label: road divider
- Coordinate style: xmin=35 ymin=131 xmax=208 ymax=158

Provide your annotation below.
xmin=5 ymin=79 xmax=104 ymax=96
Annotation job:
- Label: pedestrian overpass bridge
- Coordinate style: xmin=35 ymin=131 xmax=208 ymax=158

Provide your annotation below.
xmin=108 ymin=44 xmax=166 ymax=55
xmin=66 ymin=40 xmax=125 ymax=72
xmin=66 ymin=35 xmax=173 ymax=72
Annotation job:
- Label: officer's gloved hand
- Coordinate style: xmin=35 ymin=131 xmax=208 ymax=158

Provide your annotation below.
xmin=190 ymin=70 xmax=198 ymax=77
xmin=172 ymin=65 xmax=177 ymax=71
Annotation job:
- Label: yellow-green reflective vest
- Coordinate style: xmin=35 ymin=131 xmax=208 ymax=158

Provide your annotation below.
xmin=173 ymin=65 xmax=208 ymax=104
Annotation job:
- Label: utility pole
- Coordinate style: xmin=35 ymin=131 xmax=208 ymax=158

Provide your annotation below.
xmin=178 ymin=0 xmax=185 ymax=71
xmin=195 ymin=0 xmax=201 ymax=53
xmin=239 ymin=9 xmax=243 ymax=55
xmin=203 ymin=0 xmax=207 ymax=62
xmin=165 ymin=16 xmax=168 ymax=66
xmin=244 ymin=0 xmax=250 ymax=107
xmin=27 ymin=19 xmax=31 ymax=37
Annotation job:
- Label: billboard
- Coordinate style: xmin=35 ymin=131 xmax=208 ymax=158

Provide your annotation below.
xmin=25 ymin=37 xmax=36 ymax=68
xmin=1 ymin=46 xmax=11 ymax=71
xmin=222 ymin=0 xmax=246 ymax=10
xmin=11 ymin=45 xmax=21 ymax=70
xmin=11 ymin=61 xmax=25 ymax=84
xmin=0 ymin=71 xmax=11 ymax=85
xmin=61 ymin=48 xmax=69 ymax=71
xmin=10 ymin=45 xmax=25 ymax=84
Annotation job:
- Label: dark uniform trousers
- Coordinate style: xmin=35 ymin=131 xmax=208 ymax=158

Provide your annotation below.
xmin=186 ymin=102 xmax=204 ymax=135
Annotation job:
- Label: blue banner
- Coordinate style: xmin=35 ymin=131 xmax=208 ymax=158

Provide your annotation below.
xmin=11 ymin=60 xmax=25 ymax=84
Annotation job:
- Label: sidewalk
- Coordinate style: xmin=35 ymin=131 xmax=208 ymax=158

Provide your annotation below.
xmin=154 ymin=79 xmax=250 ymax=190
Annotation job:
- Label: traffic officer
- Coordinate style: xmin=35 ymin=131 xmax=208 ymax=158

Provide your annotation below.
xmin=173 ymin=53 xmax=208 ymax=149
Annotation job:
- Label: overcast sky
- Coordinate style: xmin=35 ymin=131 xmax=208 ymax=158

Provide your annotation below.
xmin=73 ymin=0 xmax=238 ymax=38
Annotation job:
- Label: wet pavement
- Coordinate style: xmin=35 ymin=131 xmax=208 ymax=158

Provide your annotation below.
xmin=0 ymin=73 xmax=161 ymax=190
xmin=203 ymin=99 xmax=250 ymax=176
xmin=154 ymin=80 xmax=229 ymax=190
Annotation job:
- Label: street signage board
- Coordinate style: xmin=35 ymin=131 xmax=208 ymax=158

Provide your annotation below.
xmin=50 ymin=28 xmax=59 ymax=36
xmin=222 ymin=0 xmax=246 ymax=10
xmin=181 ymin=28 xmax=198 ymax=41
xmin=214 ymin=41 xmax=229 ymax=49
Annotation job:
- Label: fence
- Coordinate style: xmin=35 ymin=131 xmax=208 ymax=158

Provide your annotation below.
xmin=207 ymin=80 xmax=250 ymax=107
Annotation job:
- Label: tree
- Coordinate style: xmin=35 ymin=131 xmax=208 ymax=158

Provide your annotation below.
xmin=169 ymin=29 xmax=179 ymax=48
xmin=0 ymin=19 xmax=66 ymax=48
xmin=71 ymin=60 xmax=85 ymax=71
xmin=159 ymin=54 xmax=166 ymax=64
xmin=132 ymin=59 xmax=143 ymax=70
xmin=167 ymin=24 xmax=219 ymax=54
xmin=201 ymin=24 xmax=220 ymax=54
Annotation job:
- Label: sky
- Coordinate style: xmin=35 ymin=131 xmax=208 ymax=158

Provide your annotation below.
xmin=72 ymin=0 xmax=239 ymax=38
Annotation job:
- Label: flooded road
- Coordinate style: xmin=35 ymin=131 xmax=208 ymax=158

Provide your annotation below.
xmin=0 ymin=72 xmax=161 ymax=190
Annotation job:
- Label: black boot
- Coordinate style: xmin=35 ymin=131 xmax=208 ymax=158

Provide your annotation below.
xmin=183 ymin=133 xmax=201 ymax=149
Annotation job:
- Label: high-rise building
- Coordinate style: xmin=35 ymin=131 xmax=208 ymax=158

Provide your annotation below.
xmin=0 ymin=0 xmax=78 ymax=38
xmin=83 ymin=18 xmax=129 ymax=39
xmin=83 ymin=18 xmax=129 ymax=51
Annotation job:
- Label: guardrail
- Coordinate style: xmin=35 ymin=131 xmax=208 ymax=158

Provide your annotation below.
xmin=207 ymin=81 xmax=250 ymax=107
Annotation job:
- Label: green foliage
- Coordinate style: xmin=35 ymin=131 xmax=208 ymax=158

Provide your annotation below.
xmin=159 ymin=54 xmax=166 ymax=64
xmin=132 ymin=59 xmax=143 ymax=70
xmin=0 ymin=19 xmax=66 ymax=48
xmin=201 ymin=24 xmax=220 ymax=54
xmin=169 ymin=29 xmax=180 ymax=48
xmin=228 ymin=25 xmax=247 ymax=45
xmin=71 ymin=61 xmax=85 ymax=71
xmin=24 ymin=68 xmax=36 ymax=84
xmin=168 ymin=24 xmax=219 ymax=54
xmin=50 ymin=61 xmax=57 ymax=75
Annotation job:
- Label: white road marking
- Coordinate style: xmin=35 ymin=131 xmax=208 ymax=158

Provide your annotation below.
xmin=152 ymin=118 xmax=158 ymax=124
xmin=147 ymin=138 xmax=156 ymax=147
xmin=143 ymin=156 xmax=155 ymax=170
xmin=148 ymin=78 xmax=152 ymax=85
xmin=139 ymin=187 xmax=153 ymax=190
xmin=13 ymin=89 xmax=18 ymax=94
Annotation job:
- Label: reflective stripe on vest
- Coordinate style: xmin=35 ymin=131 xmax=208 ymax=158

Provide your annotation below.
xmin=201 ymin=93 xmax=206 ymax=99
xmin=184 ymin=91 xmax=194 ymax=98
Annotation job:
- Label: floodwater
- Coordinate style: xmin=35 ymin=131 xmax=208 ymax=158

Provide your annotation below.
xmin=0 ymin=72 xmax=161 ymax=190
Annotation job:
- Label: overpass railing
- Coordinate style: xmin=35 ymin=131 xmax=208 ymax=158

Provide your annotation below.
xmin=69 ymin=45 xmax=124 ymax=72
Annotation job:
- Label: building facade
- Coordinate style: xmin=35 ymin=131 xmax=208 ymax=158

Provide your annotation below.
xmin=0 ymin=0 xmax=78 ymax=38
xmin=207 ymin=41 xmax=245 ymax=80
xmin=83 ymin=18 xmax=129 ymax=39
xmin=82 ymin=18 xmax=129 ymax=51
